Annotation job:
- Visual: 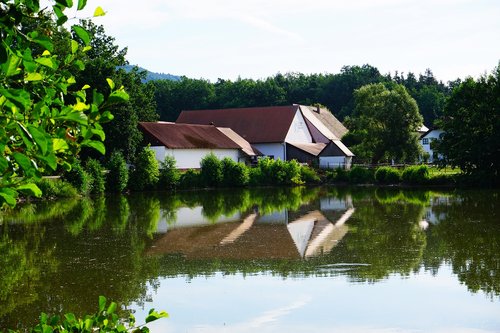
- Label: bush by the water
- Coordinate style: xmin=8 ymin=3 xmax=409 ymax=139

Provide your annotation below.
xmin=200 ymin=153 xmax=223 ymax=187
xmin=130 ymin=147 xmax=159 ymax=191
xmin=63 ymin=161 xmax=91 ymax=195
xmin=300 ymin=165 xmax=321 ymax=184
xmin=86 ymin=158 xmax=105 ymax=195
xmin=326 ymin=167 xmax=349 ymax=183
xmin=402 ymin=165 xmax=429 ymax=185
xmin=349 ymin=166 xmax=374 ymax=184
xmin=221 ymin=157 xmax=249 ymax=187
xmin=35 ymin=178 xmax=78 ymax=198
xmin=375 ymin=166 xmax=402 ymax=184
xmin=179 ymin=169 xmax=202 ymax=188
xmin=159 ymin=155 xmax=181 ymax=190
xmin=256 ymin=157 xmax=303 ymax=185
xmin=106 ymin=151 xmax=129 ymax=193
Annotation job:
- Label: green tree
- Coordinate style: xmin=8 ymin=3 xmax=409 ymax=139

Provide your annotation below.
xmin=129 ymin=147 xmax=159 ymax=191
xmin=434 ymin=65 xmax=500 ymax=181
xmin=200 ymin=153 xmax=223 ymax=187
xmin=106 ymin=150 xmax=129 ymax=193
xmin=74 ymin=21 xmax=157 ymax=162
xmin=0 ymin=0 xmax=128 ymax=207
xmin=345 ymin=83 xmax=423 ymax=164
xmin=85 ymin=158 xmax=105 ymax=195
xmin=159 ymin=155 xmax=180 ymax=190
xmin=152 ymin=77 xmax=215 ymax=121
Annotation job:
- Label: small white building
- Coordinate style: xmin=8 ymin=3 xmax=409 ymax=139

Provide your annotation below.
xmin=420 ymin=129 xmax=444 ymax=163
xmin=139 ymin=122 xmax=260 ymax=169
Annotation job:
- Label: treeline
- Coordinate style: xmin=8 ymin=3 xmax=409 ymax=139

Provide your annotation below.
xmin=151 ymin=65 xmax=454 ymax=126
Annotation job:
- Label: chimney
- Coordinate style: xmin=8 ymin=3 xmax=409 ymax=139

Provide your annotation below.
xmin=315 ymin=105 xmax=320 ymax=113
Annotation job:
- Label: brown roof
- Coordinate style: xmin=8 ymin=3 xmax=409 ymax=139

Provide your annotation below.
xmin=176 ymin=105 xmax=299 ymax=143
xmin=217 ymin=127 xmax=262 ymax=156
xmin=139 ymin=122 xmax=240 ymax=149
xmin=330 ymin=140 xmax=355 ymax=157
xmin=301 ymin=105 xmax=348 ymax=139
xmin=287 ymin=142 xmax=327 ymax=156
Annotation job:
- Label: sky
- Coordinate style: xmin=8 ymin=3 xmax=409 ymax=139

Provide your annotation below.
xmin=70 ymin=0 xmax=499 ymax=83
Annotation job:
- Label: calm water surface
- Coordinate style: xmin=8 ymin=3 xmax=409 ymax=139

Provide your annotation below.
xmin=1 ymin=187 xmax=499 ymax=332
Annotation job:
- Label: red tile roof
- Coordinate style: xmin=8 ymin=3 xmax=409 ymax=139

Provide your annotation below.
xmin=139 ymin=122 xmax=240 ymax=149
xmin=176 ymin=105 xmax=299 ymax=143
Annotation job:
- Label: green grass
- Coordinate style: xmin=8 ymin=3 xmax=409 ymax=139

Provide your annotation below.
xmin=428 ymin=166 xmax=462 ymax=177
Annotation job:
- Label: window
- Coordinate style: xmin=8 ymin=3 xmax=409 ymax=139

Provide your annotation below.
xmin=422 ymin=138 xmax=429 ymax=145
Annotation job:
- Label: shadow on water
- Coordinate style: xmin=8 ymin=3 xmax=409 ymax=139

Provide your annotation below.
xmin=0 ymin=187 xmax=499 ymax=329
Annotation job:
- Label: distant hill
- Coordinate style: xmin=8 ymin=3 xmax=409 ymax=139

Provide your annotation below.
xmin=120 ymin=65 xmax=181 ymax=82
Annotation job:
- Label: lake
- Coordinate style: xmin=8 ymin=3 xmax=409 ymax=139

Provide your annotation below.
xmin=1 ymin=186 xmax=499 ymax=332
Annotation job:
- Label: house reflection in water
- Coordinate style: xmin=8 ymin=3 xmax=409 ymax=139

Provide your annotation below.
xmin=147 ymin=196 xmax=354 ymax=260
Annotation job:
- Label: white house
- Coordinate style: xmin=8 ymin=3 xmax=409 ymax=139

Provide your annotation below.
xmin=420 ymin=129 xmax=444 ymax=163
xmin=176 ymin=104 xmax=354 ymax=169
xmin=139 ymin=122 xmax=260 ymax=169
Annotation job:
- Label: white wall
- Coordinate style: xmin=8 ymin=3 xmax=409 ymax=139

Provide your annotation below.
xmin=420 ymin=129 xmax=444 ymax=163
xmin=285 ymin=109 xmax=313 ymax=143
xmin=151 ymin=147 xmax=240 ymax=169
xmin=253 ymin=143 xmax=285 ymax=160
xmin=319 ymin=156 xmax=351 ymax=169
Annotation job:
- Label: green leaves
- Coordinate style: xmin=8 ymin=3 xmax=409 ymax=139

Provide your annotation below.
xmin=0 ymin=0 xmax=122 ymax=208
xmin=94 ymin=6 xmax=105 ymax=17
xmin=16 ymin=183 xmax=42 ymax=197
xmin=2 ymin=52 xmax=22 ymax=77
xmin=72 ymin=25 xmax=90 ymax=46
xmin=77 ymin=0 xmax=87 ymax=10
xmin=145 ymin=309 xmax=169 ymax=323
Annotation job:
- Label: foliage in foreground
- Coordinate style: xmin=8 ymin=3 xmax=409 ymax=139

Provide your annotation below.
xmin=0 ymin=0 xmax=129 ymax=208
xmin=6 ymin=296 xmax=167 ymax=333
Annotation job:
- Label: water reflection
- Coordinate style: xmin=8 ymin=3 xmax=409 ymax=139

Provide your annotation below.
xmin=0 ymin=187 xmax=499 ymax=330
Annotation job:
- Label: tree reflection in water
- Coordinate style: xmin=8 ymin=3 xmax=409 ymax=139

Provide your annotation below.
xmin=0 ymin=187 xmax=499 ymax=330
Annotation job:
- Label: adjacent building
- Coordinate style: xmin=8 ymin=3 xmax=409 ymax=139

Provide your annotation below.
xmin=139 ymin=122 xmax=260 ymax=169
xmin=177 ymin=104 xmax=353 ymax=169
xmin=420 ymin=128 xmax=444 ymax=163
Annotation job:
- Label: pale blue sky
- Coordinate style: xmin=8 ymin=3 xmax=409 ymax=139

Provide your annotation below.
xmin=76 ymin=0 xmax=499 ymax=82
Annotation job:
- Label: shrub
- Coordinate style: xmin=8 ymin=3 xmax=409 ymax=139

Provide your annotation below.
xmin=282 ymin=159 xmax=303 ymax=185
xmin=35 ymin=178 xmax=78 ymax=198
xmin=375 ymin=166 xmax=401 ymax=184
xmin=200 ymin=153 xmax=223 ymax=187
xmin=159 ymin=155 xmax=181 ymax=190
xmin=256 ymin=157 xmax=274 ymax=185
xmin=221 ymin=157 xmax=249 ymax=187
xmin=402 ymin=165 xmax=429 ymax=185
xmin=86 ymin=158 xmax=105 ymax=195
xmin=130 ymin=147 xmax=160 ymax=191
xmin=300 ymin=165 xmax=321 ymax=184
xmin=248 ymin=166 xmax=264 ymax=186
xmin=106 ymin=151 xmax=129 ymax=193
xmin=62 ymin=161 xmax=91 ymax=195
xmin=327 ymin=167 xmax=349 ymax=183
xmin=428 ymin=173 xmax=456 ymax=186
xmin=179 ymin=169 xmax=202 ymax=188
xmin=349 ymin=166 xmax=374 ymax=184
